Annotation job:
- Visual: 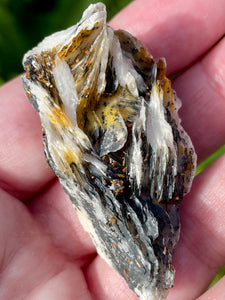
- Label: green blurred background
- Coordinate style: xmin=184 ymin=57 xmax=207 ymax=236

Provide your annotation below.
xmin=0 ymin=0 xmax=224 ymax=290
xmin=0 ymin=0 xmax=131 ymax=84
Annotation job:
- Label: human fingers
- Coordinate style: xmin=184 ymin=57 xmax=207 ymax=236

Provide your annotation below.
xmin=173 ymin=37 xmax=225 ymax=162
xmin=28 ymin=181 xmax=137 ymax=297
xmin=110 ymin=0 xmax=225 ymax=75
xmin=85 ymin=256 xmax=138 ymax=300
xmin=167 ymin=154 xmax=225 ymax=300
xmin=1 ymin=1 xmax=224 ymax=200
xmin=0 ymin=188 xmax=91 ymax=300
xmin=84 ymin=154 xmax=225 ymax=300
xmin=28 ymin=180 xmax=96 ymax=266
xmin=196 ymin=276 xmax=225 ymax=300
xmin=111 ymin=0 xmax=225 ymax=162
xmin=0 ymin=77 xmax=55 ymax=200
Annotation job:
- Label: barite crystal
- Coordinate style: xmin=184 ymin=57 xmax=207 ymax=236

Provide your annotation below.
xmin=22 ymin=3 xmax=196 ymax=299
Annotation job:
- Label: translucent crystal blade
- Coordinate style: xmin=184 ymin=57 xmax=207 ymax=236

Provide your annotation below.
xmin=22 ymin=3 xmax=196 ymax=299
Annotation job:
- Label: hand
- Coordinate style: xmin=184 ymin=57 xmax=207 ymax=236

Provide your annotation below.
xmin=0 ymin=0 xmax=225 ymax=299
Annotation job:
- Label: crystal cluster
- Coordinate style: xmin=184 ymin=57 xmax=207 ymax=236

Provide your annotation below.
xmin=22 ymin=3 xmax=196 ymax=299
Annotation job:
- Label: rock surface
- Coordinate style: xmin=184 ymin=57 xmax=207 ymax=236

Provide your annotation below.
xmin=22 ymin=3 xmax=196 ymax=299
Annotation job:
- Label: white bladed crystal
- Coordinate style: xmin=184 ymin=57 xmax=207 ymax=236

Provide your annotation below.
xmin=22 ymin=3 xmax=196 ymax=299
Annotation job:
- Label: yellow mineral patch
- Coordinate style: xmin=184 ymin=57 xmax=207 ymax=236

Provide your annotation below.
xmin=152 ymin=81 xmax=163 ymax=99
xmin=102 ymin=105 xmax=120 ymax=128
xmin=63 ymin=147 xmax=81 ymax=166
xmin=47 ymin=106 xmax=70 ymax=129
xmin=58 ymin=28 xmax=90 ymax=59
xmin=25 ymin=86 xmax=32 ymax=98
xmin=112 ymin=242 xmax=117 ymax=249
xmin=58 ymin=23 xmax=100 ymax=60
xmin=124 ymin=269 xmax=130 ymax=279
xmin=85 ymin=110 xmax=103 ymax=133
xmin=95 ymin=88 xmax=139 ymax=128
xmin=178 ymin=144 xmax=185 ymax=153
xmin=161 ymin=78 xmax=175 ymax=110
xmin=109 ymin=217 xmax=117 ymax=224
xmin=78 ymin=86 xmax=140 ymax=138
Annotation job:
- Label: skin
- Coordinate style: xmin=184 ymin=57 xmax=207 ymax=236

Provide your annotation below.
xmin=0 ymin=0 xmax=225 ymax=299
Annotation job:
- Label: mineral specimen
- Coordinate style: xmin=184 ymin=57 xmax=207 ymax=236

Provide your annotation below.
xmin=22 ymin=3 xmax=196 ymax=299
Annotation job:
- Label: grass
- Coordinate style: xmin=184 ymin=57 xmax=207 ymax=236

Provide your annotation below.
xmin=209 ymin=266 xmax=225 ymax=288
xmin=196 ymin=145 xmax=225 ymax=176
xmin=196 ymin=145 xmax=225 ymax=288
xmin=197 ymin=145 xmax=225 ymax=288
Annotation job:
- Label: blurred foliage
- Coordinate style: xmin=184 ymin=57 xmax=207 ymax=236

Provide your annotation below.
xmin=0 ymin=0 xmax=131 ymax=82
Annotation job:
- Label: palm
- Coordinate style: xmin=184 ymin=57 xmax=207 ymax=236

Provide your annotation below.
xmin=1 ymin=0 xmax=225 ymax=299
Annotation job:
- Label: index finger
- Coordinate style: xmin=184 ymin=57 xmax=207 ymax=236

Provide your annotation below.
xmin=1 ymin=0 xmax=225 ymax=200
xmin=110 ymin=0 xmax=225 ymax=75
